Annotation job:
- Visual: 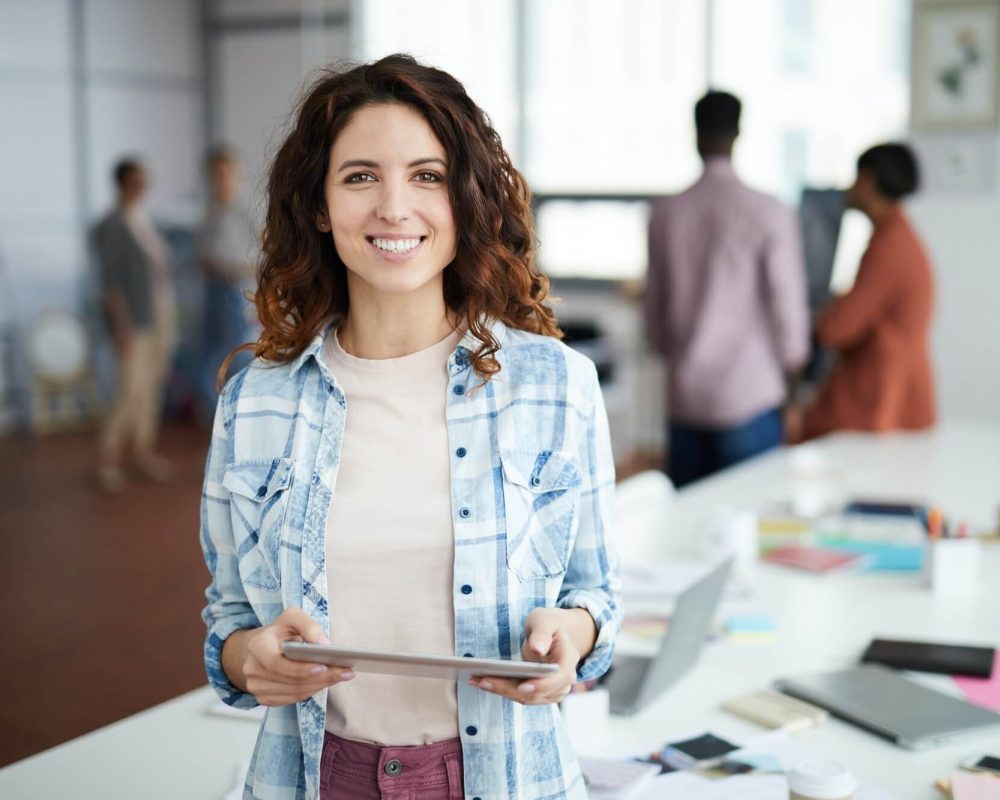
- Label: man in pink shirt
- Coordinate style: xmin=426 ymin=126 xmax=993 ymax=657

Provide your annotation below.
xmin=644 ymin=91 xmax=809 ymax=486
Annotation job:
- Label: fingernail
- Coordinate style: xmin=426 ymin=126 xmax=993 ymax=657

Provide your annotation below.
xmin=318 ymin=635 xmax=330 ymax=644
xmin=520 ymin=683 xmax=536 ymax=694
xmin=309 ymin=665 xmax=325 ymax=675
xmin=478 ymin=680 xmax=493 ymax=691
xmin=339 ymin=670 xmax=354 ymax=680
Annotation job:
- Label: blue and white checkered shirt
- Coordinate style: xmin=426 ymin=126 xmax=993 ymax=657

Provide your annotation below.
xmin=201 ymin=319 xmax=621 ymax=800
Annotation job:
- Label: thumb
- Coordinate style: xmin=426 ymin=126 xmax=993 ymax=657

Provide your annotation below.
xmin=527 ymin=619 xmax=559 ymax=657
xmin=282 ymin=607 xmax=330 ymax=645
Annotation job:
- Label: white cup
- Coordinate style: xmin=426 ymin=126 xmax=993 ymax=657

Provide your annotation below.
xmin=702 ymin=508 xmax=758 ymax=586
xmin=924 ymin=538 xmax=981 ymax=595
xmin=787 ymin=758 xmax=855 ymax=800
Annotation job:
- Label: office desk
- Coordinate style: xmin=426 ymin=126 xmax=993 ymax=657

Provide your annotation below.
xmin=606 ymin=421 xmax=1000 ymax=797
xmin=1 ymin=422 xmax=998 ymax=799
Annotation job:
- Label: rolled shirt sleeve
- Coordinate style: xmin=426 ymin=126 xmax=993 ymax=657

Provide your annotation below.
xmin=200 ymin=390 xmax=261 ymax=708
xmin=556 ymin=361 xmax=622 ymax=682
xmin=762 ymin=205 xmax=811 ymax=372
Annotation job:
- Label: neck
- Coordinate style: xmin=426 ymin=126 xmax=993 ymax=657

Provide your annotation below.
xmin=337 ymin=279 xmax=457 ymax=360
xmin=865 ymin=198 xmax=898 ymax=227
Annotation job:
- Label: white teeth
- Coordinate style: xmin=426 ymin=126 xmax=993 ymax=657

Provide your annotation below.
xmin=372 ymin=237 xmax=420 ymax=253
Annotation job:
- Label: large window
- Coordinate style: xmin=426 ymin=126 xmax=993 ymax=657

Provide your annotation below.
xmin=359 ymin=0 xmax=911 ymax=278
xmin=710 ymin=0 xmax=911 ymax=202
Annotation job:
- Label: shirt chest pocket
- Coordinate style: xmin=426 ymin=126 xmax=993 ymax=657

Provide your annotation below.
xmin=222 ymin=458 xmax=295 ymax=592
xmin=499 ymin=449 xmax=582 ymax=580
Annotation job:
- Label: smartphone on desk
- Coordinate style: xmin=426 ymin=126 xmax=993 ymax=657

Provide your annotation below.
xmin=961 ymin=753 xmax=1000 ymax=775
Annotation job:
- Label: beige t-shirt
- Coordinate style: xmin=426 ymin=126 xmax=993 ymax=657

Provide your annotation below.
xmin=322 ymin=327 xmax=462 ymax=745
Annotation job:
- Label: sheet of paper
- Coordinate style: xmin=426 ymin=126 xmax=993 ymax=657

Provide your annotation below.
xmin=207 ymin=700 xmax=267 ymax=722
xmin=953 ymin=652 xmax=1000 ymax=711
xmin=222 ymin=760 xmax=251 ymax=800
xmin=949 ymin=771 xmax=1000 ymax=800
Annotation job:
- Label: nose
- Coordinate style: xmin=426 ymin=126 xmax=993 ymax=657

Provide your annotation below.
xmin=375 ymin=180 xmax=410 ymax=225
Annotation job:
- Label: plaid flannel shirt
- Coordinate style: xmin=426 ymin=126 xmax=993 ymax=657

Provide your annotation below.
xmin=200 ymin=320 xmax=621 ymax=800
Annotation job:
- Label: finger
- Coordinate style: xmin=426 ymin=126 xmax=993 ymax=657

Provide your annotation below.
xmin=525 ymin=620 xmax=560 ymax=658
xmin=469 ymin=675 xmax=568 ymax=704
xmin=249 ymin=650 xmax=354 ymax=683
xmin=276 ymin=607 xmax=329 ymax=644
xmin=250 ymin=671 xmax=355 ymax=702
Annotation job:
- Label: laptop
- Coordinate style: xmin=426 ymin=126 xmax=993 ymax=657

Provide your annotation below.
xmin=775 ymin=664 xmax=1000 ymax=749
xmin=602 ymin=558 xmax=732 ymax=715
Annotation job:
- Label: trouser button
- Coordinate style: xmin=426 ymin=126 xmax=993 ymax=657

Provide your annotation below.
xmin=384 ymin=758 xmax=403 ymax=776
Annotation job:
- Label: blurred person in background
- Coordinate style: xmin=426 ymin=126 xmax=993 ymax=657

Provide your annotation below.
xmin=94 ymin=158 xmax=176 ymax=492
xmin=195 ymin=145 xmax=258 ymax=421
xmin=798 ymin=143 xmax=935 ymax=440
xmin=644 ymin=91 xmax=809 ymax=487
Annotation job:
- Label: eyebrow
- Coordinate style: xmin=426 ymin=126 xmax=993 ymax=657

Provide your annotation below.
xmin=336 ymin=157 xmax=447 ymax=172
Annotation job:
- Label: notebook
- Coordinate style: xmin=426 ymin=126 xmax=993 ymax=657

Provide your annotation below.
xmin=763 ymin=545 xmax=868 ymax=573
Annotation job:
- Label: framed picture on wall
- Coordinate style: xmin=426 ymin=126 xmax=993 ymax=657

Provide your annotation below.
xmin=912 ymin=0 xmax=1000 ymax=129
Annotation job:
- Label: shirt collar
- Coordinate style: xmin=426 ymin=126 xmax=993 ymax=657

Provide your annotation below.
xmin=288 ymin=317 xmax=508 ymax=378
xmin=702 ymin=156 xmax=736 ymax=178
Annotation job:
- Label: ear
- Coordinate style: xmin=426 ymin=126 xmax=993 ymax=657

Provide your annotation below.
xmin=316 ymin=210 xmax=331 ymax=232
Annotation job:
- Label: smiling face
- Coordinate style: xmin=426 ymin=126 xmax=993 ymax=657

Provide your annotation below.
xmin=319 ymin=103 xmax=458 ymax=310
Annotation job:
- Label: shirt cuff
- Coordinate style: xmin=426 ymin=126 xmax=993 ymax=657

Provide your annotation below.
xmin=557 ymin=589 xmax=620 ymax=682
xmin=204 ymin=612 xmax=261 ymax=709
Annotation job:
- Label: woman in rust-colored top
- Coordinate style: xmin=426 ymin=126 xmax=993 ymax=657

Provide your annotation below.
xmin=802 ymin=143 xmax=935 ymax=440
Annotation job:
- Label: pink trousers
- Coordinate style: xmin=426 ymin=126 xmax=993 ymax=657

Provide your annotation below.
xmin=320 ymin=731 xmax=465 ymax=800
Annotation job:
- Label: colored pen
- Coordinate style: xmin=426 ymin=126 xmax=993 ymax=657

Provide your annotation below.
xmin=927 ymin=507 xmax=943 ymax=540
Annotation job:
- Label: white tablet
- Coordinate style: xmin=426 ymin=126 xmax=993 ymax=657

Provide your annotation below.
xmin=280 ymin=642 xmax=560 ymax=681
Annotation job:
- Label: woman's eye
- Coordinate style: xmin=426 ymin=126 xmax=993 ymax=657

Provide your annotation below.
xmin=345 ymin=172 xmax=376 ymax=184
xmin=414 ymin=171 xmax=443 ymax=183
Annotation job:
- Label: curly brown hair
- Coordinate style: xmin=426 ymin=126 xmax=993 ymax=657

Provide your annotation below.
xmin=227 ymin=53 xmax=560 ymax=384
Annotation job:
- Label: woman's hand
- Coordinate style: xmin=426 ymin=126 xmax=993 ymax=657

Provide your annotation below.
xmin=468 ymin=608 xmax=585 ymax=705
xmin=235 ymin=608 xmax=355 ymax=707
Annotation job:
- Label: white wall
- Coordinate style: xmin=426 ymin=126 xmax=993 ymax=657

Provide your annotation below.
xmin=209 ymin=0 xmax=352 ymax=220
xmin=0 ymin=0 xmax=205 ymax=427
xmin=909 ymin=1 xmax=1000 ymax=424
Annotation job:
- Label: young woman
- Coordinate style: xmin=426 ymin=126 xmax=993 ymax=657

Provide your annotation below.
xmin=799 ymin=143 xmax=935 ymax=440
xmin=200 ymin=54 xmax=621 ymax=800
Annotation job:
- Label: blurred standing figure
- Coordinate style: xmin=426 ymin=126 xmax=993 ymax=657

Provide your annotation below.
xmin=644 ymin=91 xmax=809 ymax=487
xmin=800 ymin=144 xmax=935 ymax=440
xmin=195 ymin=146 xmax=257 ymax=418
xmin=94 ymin=158 xmax=176 ymax=491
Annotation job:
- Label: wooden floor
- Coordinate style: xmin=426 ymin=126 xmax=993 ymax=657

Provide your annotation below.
xmin=0 ymin=422 xmax=664 ymax=768
xmin=0 ymin=422 xmax=212 ymax=767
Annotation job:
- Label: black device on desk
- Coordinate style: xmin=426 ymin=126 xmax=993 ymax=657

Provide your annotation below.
xmin=861 ymin=638 xmax=995 ymax=679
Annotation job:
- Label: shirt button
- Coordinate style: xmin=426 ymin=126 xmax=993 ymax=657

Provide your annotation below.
xmin=256 ymin=486 xmax=267 ymax=498
xmin=456 ymin=447 xmax=467 ymax=458
xmin=530 ymin=476 xmax=541 ymax=487
xmin=384 ymin=758 xmax=403 ymax=776
xmin=466 ymin=725 xmax=478 ymax=736
xmin=461 ymin=584 xmax=473 ymax=595
xmin=459 ymin=507 xmax=471 ymax=518
xmin=453 ymin=384 xmax=465 ymax=396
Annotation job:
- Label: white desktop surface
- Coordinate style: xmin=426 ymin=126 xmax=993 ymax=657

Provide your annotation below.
xmin=1 ymin=422 xmax=998 ymax=799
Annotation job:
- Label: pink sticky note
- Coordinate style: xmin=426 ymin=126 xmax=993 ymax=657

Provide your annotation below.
xmin=953 ymin=652 xmax=1000 ymax=711
xmin=949 ymin=771 xmax=1000 ymax=800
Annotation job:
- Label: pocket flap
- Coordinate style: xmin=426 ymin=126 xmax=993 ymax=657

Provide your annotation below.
xmin=499 ymin=449 xmax=581 ymax=492
xmin=222 ymin=458 xmax=295 ymax=501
